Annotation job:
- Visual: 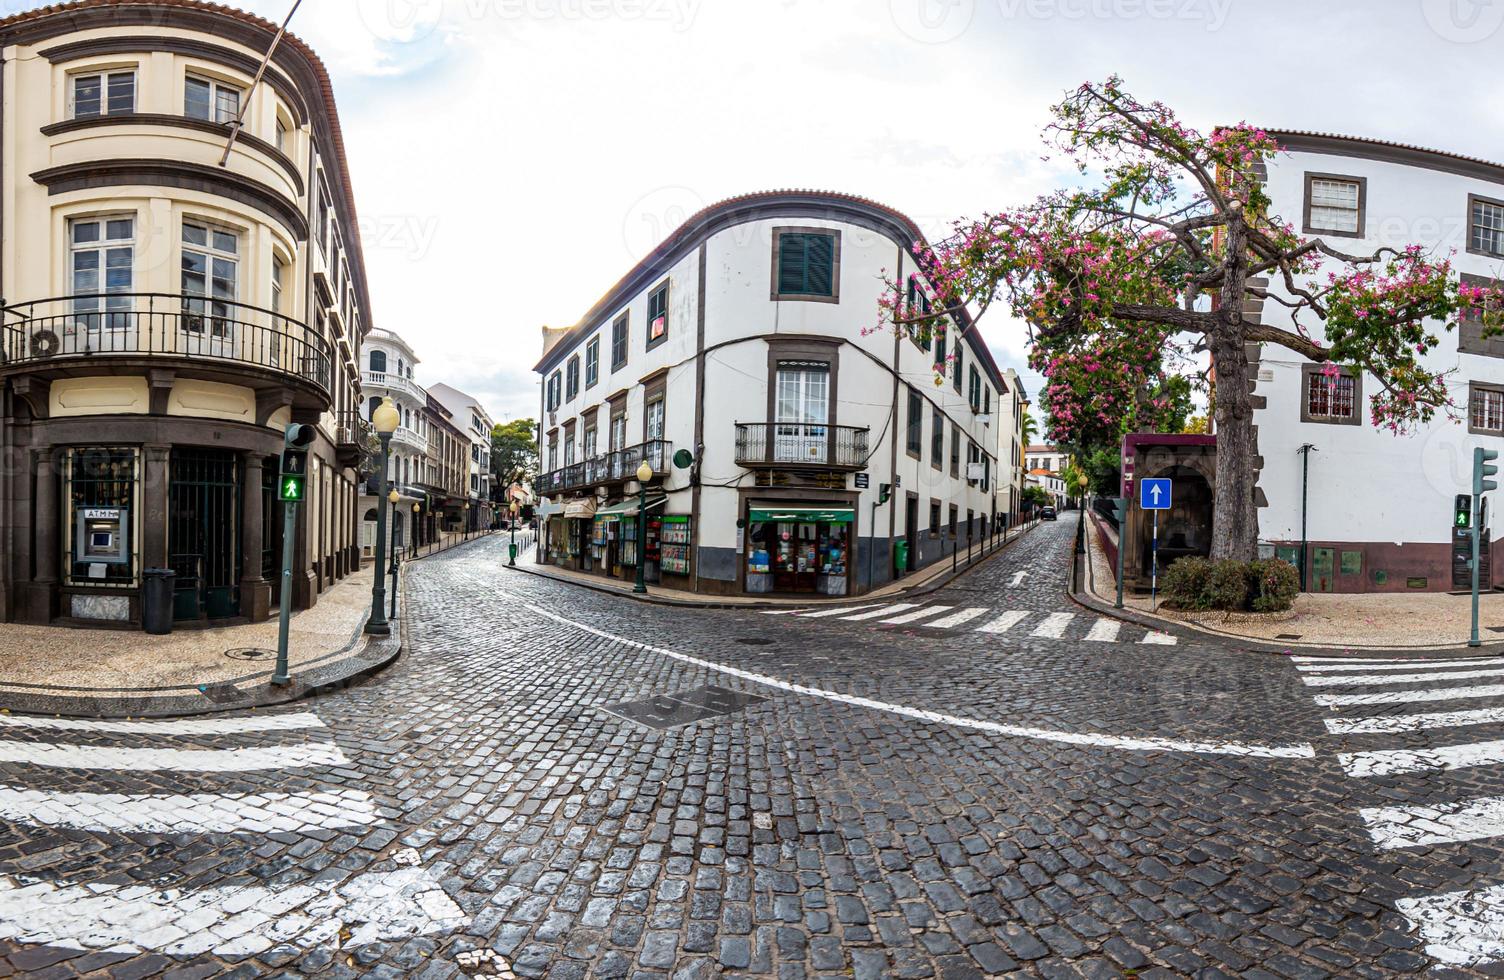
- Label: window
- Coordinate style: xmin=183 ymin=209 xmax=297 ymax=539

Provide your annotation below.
xmin=949 ymin=504 xmax=958 ymax=538
xmin=930 ymin=405 xmax=944 ymax=469
xmin=181 ymin=222 xmax=238 ymax=339
xmin=1461 ymin=273 xmax=1504 ymax=357
xmin=71 ymin=71 xmax=134 ymax=118
xmin=953 ymin=343 xmax=964 ymax=392
xmin=66 ymin=448 xmax=138 ymax=586
xmin=968 ymin=441 xmax=980 ymax=485
xmin=609 ymin=409 xmax=627 ymax=452
xmin=564 ymin=430 xmax=576 ymax=466
xmin=774 ymin=361 xmax=831 ymax=463
xmin=611 ymin=313 xmax=629 ymax=370
xmin=773 ymin=229 xmax=839 ymax=301
xmin=369 ymin=349 xmax=387 ymax=373
xmin=906 ymin=388 xmax=923 ymax=458
xmin=950 ymin=424 xmax=960 ymax=478
xmin=906 ymin=278 xmax=933 ymax=349
xmin=272 ymin=256 xmax=287 ymax=314
xmin=185 ymin=74 xmax=241 ymax=123
xmin=547 ymin=371 xmax=562 ymax=412
xmin=1302 ymin=365 xmax=1360 ymax=425
xmin=969 ymin=366 xmax=982 ymax=413
xmin=647 ymin=282 xmax=669 ymax=349
xmin=1303 ymin=174 xmax=1365 ymax=237
xmin=70 ymin=216 xmax=134 ymax=330
xmin=1472 ymin=384 xmax=1504 ymax=435
xmin=566 ymin=355 xmax=580 ymax=401
xmin=1470 ymin=195 xmax=1504 ymax=258
xmin=275 ymin=116 xmax=290 ymax=154
xmin=646 ymin=398 xmax=665 ymax=441
xmin=583 ymin=425 xmax=598 ymax=460
xmin=934 ymin=325 xmax=947 ymax=374
xmin=929 ymin=501 xmax=942 ymax=538
xmin=316 ymin=187 xmax=330 ymax=255
xmin=585 ymin=337 xmax=600 ymax=389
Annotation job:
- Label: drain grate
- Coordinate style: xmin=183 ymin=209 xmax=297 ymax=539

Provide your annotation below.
xmin=197 ymin=683 xmax=248 ymax=704
xmin=601 ymin=684 xmax=769 ymax=730
xmin=1274 ymin=634 xmax=1303 ymax=641
xmin=225 ymin=648 xmax=275 ymax=662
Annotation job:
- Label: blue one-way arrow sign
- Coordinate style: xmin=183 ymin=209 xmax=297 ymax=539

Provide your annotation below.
xmin=1140 ymin=478 xmax=1172 ymax=511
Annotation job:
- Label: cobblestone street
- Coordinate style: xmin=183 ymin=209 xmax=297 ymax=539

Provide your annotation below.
xmin=6 ymin=519 xmax=1504 ymax=977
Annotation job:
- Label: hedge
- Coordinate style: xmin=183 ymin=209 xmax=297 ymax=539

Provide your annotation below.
xmin=1161 ymin=556 xmax=1299 ymax=613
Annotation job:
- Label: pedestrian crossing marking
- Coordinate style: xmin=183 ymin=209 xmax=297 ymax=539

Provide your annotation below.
xmin=1315 ymin=683 xmax=1504 ymax=707
xmin=0 ymin=737 xmax=349 ymax=773
xmin=0 ymin=712 xmax=325 ymax=735
xmin=0 ymin=786 xmax=380 ymax=835
xmin=880 ymin=605 xmax=954 ymax=625
xmin=977 ymin=610 xmax=1029 ymax=634
xmin=1297 ymin=657 xmax=1504 ymax=674
xmin=1340 ymin=737 xmax=1504 ymax=778
xmin=1303 ymin=666 xmax=1504 ymax=688
xmin=1327 ymin=705 xmax=1504 ymax=735
xmin=1030 ymin=612 xmax=1074 ymax=638
xmin=841 ymin=603 xmax=916 ymax=621
xmin=1084 ymin=619 xmax=1121 ymax=642
xmin=1362 ymin=796 xmax=1504 ymax=850
xmin=799 ymin=604 xmax=883 ymax=618
xmin=1141 ymin=631 xmax=1177 ymax=645
xmin=923 ymin=607 xmax=990 ymax=629
xmin=1394 ymin=881 xmax=1504 ymax=968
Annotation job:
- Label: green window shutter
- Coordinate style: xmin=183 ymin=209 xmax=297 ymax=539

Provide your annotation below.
xmin=778 ymin=235 xmax=808 ymax=294
xmin=805 ymin=234 xmax=834 ymax=295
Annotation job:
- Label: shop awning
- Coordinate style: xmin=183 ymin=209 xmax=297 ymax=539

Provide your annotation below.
xmin=748 ymin=507 xmax=855 ymax=524
xmin=596 ymin=495 xmax=667 ymax=518
xmin=561 ymin=498 xmax=597 ymax=519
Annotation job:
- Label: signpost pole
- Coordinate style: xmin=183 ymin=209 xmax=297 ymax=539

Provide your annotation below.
xmin=1471 ymin=447 xmax=1498 ymax=647
xmin=1113 ymin=497 xmax=1126 ymax=609
xmin=1152 ymin=509 xmax=1159 ymax=613
xmin=273 ymin=498 xmax=297 ymax=686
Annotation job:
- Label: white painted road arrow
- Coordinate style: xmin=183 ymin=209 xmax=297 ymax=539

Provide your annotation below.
xmin=1009 ymin=571 xmax=1029 ymax=587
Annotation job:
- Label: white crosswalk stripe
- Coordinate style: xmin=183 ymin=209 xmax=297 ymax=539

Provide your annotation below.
xmin=1030 ymin=612 xmax=1074 ymax=638
xmin=0 ymin=786 xmax=380 ymax=835
xmin=880 ymin=605 xmax=953 ymax=625
xmin=1362 ymin=796 xmax=1504 ymax=850
xmin=1141 ymin=631 xmax=1178 ymax=645
xmin=798 ymin=604 xmax=883 ymax=618
xmin=1084 ymin=618 xmax=1121 ymax=642
xmin=0 ymin=712 xmax=326 ymax=735
xmin=976 ymin=610 xmax=1029 ymax=635
xmin=1303 ymin=666 xmax=1504 ymax=688
xmin=921 ymin=607 xmax=989 ymax=630
xmin=0 ymin=737 xmax=349 ymax=772
xmin=1395 ymin=882 xmax=1504 ymax=968
xmin=1327 ymin=705 xmax=1504 ymax=735
xmin=1315 ymin=683 xmax=1504 ymax=707
xmin=1297 ymin=657 xmax=1504 ymax=674
xmin=1341 ymin=738 xmax=1504 ymax=778
xmin=841 ymin=603 xmax=915 ymax=621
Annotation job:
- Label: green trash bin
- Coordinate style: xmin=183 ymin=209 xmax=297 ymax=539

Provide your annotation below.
xmin=893 ymin=539 xmax=909 ymax=576
xmin=509 ymin=543 xmax=518 ymax=563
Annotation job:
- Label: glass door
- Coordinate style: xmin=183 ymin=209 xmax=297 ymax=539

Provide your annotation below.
xmin=774 ymin=361 xmax=829 ymax=463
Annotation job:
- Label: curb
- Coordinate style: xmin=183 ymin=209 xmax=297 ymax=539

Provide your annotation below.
xmin=505 ymin=522 xmax=1041 ymax=610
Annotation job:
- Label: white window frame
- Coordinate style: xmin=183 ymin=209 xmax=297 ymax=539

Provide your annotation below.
xmin=69 ymin=69 xmax=136 ymax=119
xmin=69 ymin=215 xmax=136 ymax=334
xmin=1307 ymin=177 xmax=1362 ymax=235
xmin=185 ymin=73 xmax=242 ymax=124
xmin=180 ymin=220 xmax=240 ymax=341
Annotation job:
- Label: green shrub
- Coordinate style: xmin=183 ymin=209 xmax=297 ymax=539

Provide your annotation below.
xmin=1162 ymin=557 xmax=1212 ymax=610
xmin=1207 ymin=559 xmax=1251 ymax=611
xmin=1249 ymin=558 xmax=1300 ymax=612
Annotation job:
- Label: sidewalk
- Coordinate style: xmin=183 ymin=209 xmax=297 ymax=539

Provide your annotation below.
xmin=1079 ymin=511 xmax=1504 ymax=651
xmin=0 ymin=565 xmax=400 ymax=718
xmin=509 ymin=522 xmax=1038 ymax=608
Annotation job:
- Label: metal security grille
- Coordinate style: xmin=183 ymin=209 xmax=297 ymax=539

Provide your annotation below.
xmin=67 ymin=448 xmax=137 ymax=586
xmin=168 ymin=449 xmax=240 ymax=620
xmin=261 ymin=458 xmax=278 ymax=586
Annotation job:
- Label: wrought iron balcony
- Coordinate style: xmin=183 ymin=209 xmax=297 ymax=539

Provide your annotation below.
xmin=0 ymin=293 xmax=332 ymax=397
xmin=734 ymin=422 xmax=869 ymax=470
xmin=538 ymin=439 xmax=672 ymax=496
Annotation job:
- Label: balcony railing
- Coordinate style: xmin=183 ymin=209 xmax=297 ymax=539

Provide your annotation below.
xmin=363 ymin=370 xmax=427 ymax=402
xmin=538 ymin=439 xmax=672 ymax=496
xmin=734 ymin=422 xmax=869 ymax=470
xmin=0 ymin=293 xmax=331 ymax=395
xmin=335 ymin=409 xmax=365 ymax=447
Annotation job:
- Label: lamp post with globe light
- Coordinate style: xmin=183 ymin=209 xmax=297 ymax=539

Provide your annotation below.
xmin=388 ymin=487 xmax=401 ymax=620
xmin=509 ymin=500 xmax=520 ymax=567
xmin=411 ymin=502 xmax=421 ymax=558
xmin=633 ymin=459 xmax=653 ymax=594
xmin=366 ymin=398 xmax=400 ymax=635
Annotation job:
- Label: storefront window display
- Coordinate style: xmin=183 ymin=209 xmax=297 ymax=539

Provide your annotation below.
xmin=745 ymin=507 xmax=851 ymax=595
xmin=659 ymin=515 xmax=691 ymax=575
xmin=65 ymin=448 xmax=138 ymax=587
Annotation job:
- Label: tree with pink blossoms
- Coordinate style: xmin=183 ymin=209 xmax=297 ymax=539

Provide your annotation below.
xmin=877 ymin=76 xmax=1503 ymax=560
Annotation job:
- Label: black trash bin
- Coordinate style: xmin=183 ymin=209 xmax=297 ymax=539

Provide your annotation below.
xmin=142 ymin=568 xmax=176 ymax=635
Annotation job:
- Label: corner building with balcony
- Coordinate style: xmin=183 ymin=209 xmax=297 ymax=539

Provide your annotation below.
xmin=535 ymin=191 xmax=1008 ymax=597
xmin=0 ymin=1 xmax=371 ymax=626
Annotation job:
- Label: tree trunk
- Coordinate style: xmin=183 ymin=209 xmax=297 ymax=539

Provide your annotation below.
xmin=1209 ymin=327 xmax=1260 ymax=560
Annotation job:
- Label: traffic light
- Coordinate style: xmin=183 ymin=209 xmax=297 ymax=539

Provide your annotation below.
xmin=1457 ymin=494 xmax=1473 ymax=529
xmin=278 ymin=424 xmax=315 ymax=503
xmin=1476 ymin=447 xmax=1499 ymax=496
xmin=279 ymin=474 xmax=306 ymax=502
xmin=878 ymin=483 xmax=892 ymax=504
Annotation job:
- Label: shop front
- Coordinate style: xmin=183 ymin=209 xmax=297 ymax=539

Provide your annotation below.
xmin=592 ymin=495 xmax=670 ymax=583
xmin=744 ymin=505 xmax=853 ymax=596
xmin=547 ymin=497 xmax=596 ymax=570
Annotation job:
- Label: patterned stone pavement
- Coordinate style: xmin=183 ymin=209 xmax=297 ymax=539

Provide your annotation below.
xmin=5 ymin=517 xmax=1504 ymax=976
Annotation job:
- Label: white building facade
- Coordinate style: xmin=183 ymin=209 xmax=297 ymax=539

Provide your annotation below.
xmin=429 ymin=383 xmax=494 ymax=531
xmin=359 ymin=328 xmax=427 ymax=558
xmin=534 ymin=191 xmax=1014 ymax=597
xmin=1251 ymin=131 xmax=1504 ymax=592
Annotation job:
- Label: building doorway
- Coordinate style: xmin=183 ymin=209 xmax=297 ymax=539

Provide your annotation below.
xmin=904 ymin=494 xmax=919 ymax=574
xmin=168 ymin=448 xmax=240 ymax=620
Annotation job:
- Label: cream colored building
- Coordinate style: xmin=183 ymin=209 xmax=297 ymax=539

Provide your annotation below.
xmin=0 ymin=1 xmax=371 ymax=626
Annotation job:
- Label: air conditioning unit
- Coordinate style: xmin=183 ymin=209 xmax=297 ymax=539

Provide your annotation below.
xmin=966 ymin=463 xmax=985 ymax=480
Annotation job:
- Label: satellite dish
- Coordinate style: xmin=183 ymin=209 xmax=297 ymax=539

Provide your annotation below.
xmin=673 ymin=449 xmax=694 ymax=469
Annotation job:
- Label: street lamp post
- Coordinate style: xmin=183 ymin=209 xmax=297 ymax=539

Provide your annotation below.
xmin=411 ymin=502 xmax=421 ymax=559
xmin=463 ymin=502 xmax=471 ymax=541
xmin=509 ymin=500 xmax=520 ymax=567
xmin=388 ymin=488 xmax=401 ymax=621
xmin=633 ymin=459 xmax=653 ymax=594
xmin=366 ymin=398 xmax=400 ymax=635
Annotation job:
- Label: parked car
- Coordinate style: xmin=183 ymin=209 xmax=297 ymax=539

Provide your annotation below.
xmin=1040 ymin=506 xmax=1057 ymax=521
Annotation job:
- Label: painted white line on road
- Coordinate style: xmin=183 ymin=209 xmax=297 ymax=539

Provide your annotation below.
xmin=1327 ymin=705 xmax=1504 ymax=735
xmin=1362 ymin=796 xmax=1504 ymax=849
xmin=0 ymin=712 xmax=325 ymax=736
xmin=841 ymin=604 xmax=914 ymax=621
xmin=759 ymin=609 xmax=807 ymax=616
xmin=1297 ymin=658 xmax=1504 ymax=674
xmin=1141 ymin=631 xmax=1178 ymax=646
xmin=1395 ymin=881 xmax=1504 ymax=967
xmin=1340 ymin=738 xmax=1504 ymax=778
xmin=1030 ymin=613 xmax=1074 ymax=638
xmin=881 ymin=605 xmax=953 ymax=625
xmin=522 ymin=602 xmax=1316 ymax=760
xmin=923 ymin=607 xmax=989 ymax=630
xmin=1084 ymin=619 xmax=1121 ymax=643
xmin=0 ymin=738 xmax=349 ymax=773
xmin=1303 ymin=666 xmax=1504 ymax=688
xmin=798 ymin=605 xmax=881 ymax=619
xmin=0 ymin=786 xmax=379 ymax=835
xmin=0 ymin=866 xmax=467 ymax=956
xmin=976 ymin=611 xmax=1030 ymax=635
xmin=1291 ymin=656 xmax=1440 ymax=665
xmin=1315 ymin=683 xmax=1504 ymax=707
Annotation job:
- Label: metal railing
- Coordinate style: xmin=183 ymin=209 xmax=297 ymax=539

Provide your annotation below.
xmin=363 ymin=370 xmax=427 ymax=402
xmin=1 ymin=293 xmax=331 ymax=395
xmin=335 ymin=410 xmax=365 ymax=448
xmin=538 ymin=439 xmax=672 ymax=495
xmin=734 ymin=422 xmax=869 ymax=468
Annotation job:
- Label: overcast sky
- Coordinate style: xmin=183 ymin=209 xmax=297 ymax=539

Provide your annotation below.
xmin=77 ymin=0 xmax=1504 ymax=422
